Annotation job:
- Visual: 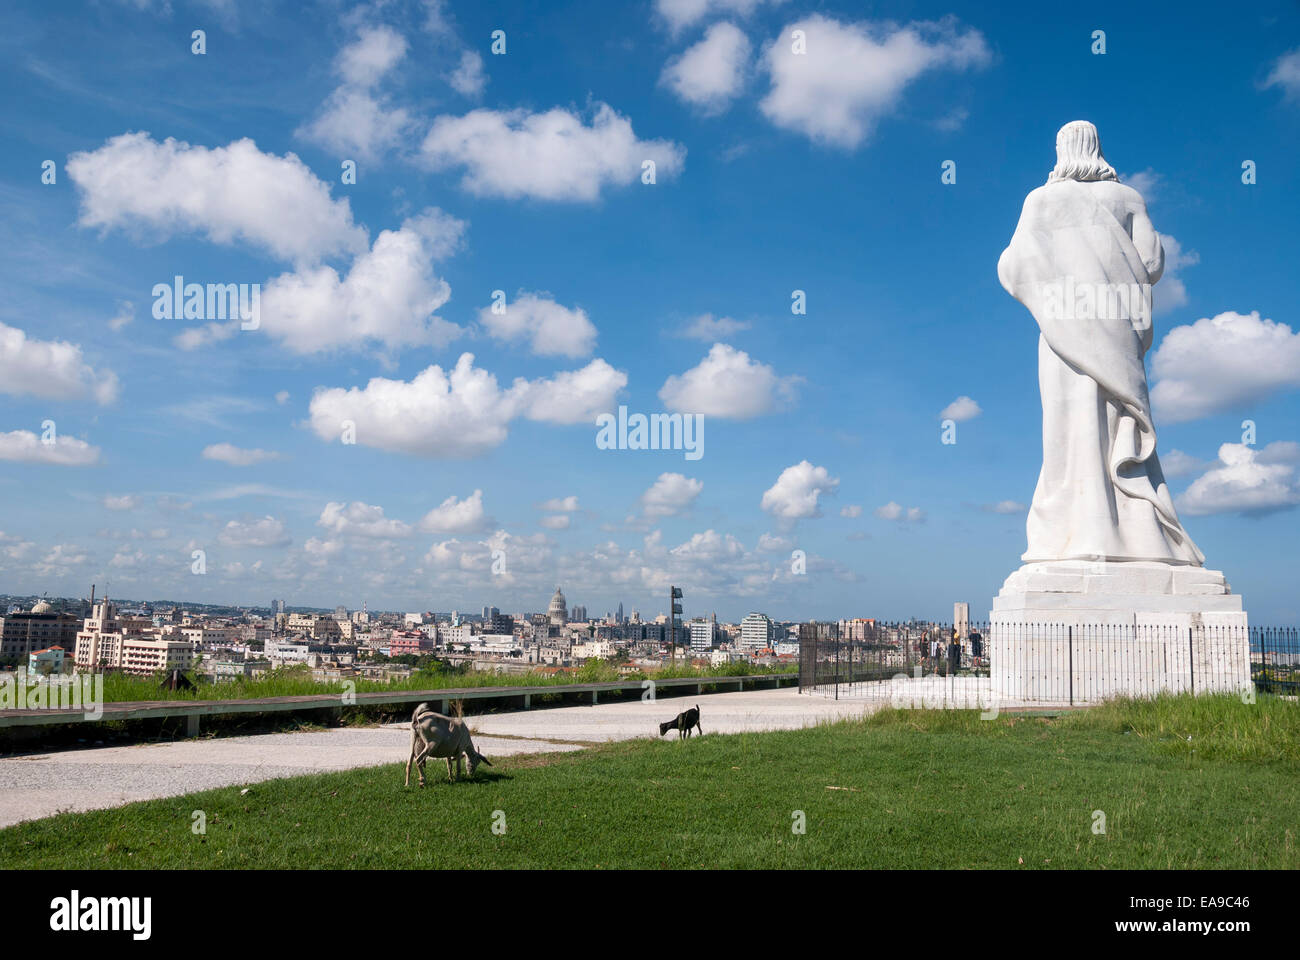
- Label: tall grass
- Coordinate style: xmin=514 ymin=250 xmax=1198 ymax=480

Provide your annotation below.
xmin=93 ymin=658 xmax=794 ymax=703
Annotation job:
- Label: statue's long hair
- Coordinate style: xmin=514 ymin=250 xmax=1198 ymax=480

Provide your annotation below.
xmin=1047 ymin=120 xmax=1118 ymax=184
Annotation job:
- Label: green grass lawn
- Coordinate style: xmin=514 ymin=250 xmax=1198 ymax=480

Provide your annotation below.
xmin=3 ymin=694 xmax=1297 ymax=869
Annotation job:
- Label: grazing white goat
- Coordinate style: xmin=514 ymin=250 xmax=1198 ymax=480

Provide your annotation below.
xmin=404 ymin=702 xmax=492 ymax=787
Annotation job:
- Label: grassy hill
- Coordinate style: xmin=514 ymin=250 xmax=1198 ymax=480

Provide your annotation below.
xmin=3 ymin=694 xmax=1297 ymax=869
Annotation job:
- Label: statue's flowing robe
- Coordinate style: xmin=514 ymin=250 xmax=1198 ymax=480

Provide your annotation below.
xmin=998 ymin=179 xmax=1204 ymax=565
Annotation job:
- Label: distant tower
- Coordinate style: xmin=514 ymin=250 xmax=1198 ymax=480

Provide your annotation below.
xmin=616 ymin=601 xmax=624 ymax=624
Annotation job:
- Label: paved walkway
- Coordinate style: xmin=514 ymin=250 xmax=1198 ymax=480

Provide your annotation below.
xmin=0 ymin=688 xmax=877 ymax=829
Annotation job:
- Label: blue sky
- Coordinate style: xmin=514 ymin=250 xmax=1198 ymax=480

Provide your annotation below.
xmin=1 ymin=0 xmax=1298 ymax=623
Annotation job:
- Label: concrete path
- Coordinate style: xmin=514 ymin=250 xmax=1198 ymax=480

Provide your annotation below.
xmin=0 ymin=688 xmax=876 ymax=829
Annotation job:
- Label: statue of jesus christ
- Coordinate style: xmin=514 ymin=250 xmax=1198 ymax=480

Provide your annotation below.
xmin=997 ymin=120 xmax=1204 ymax=566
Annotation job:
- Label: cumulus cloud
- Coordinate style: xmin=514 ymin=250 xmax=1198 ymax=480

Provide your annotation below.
xmin=420 ymin=103 xmax=685 ymax=201
xmin=655 ymin=0 xmax=784 ymax=34
xmin=218 ymin=516 xmax=292 ymax=548
xmin=275 ymin=391 xmax=290 ymax=405
xmin=1151 ymin=311 xmax=1300 ymax=423
xmin=981 ymin=500 xmax=1027 ymax=514
xmin=1154 ymin=234 xmax=1198 ymax=314
xmin=201 ymin=443 xmax=280 ymax=467
xmin=875 ymin=501 xmax=925 ymax=522
xmin=840 ymin=505 xmax=862 ymax=518
xmin=661 ymin=22 xmax=751 ymax=114
xmin=1122 ymin=167 xmax=1162 ymax=203
xmin=1178 ymin=442 xmax=1300 ymax=516
xmin=101 ymin=494 xmax=138 ymax=510
xmin=1161 ymin=449 xmax=1209 ymax=479
xmin=759 ymin=15 xmax=990 ymax=149
xmin=939 ymin=395 xmax=980 ymax=422
xmin=448 ymin=50 xmax=486 ymax=96
xmin=538 ymin=495 xmax=580 ymax=512
xmin=319 ymin=500 xmax=412 ymax=538
xmin=515 ymin=359 xmax=628 ymax=425
xmin=258 ymin=207 xmax=465 ymax=356
xmin=478 ymin=291 xmax=597 ymax=358
xmin=419 ymin=489 xmax=491 ymax=534
xmin=659 ymin=343 xmax=799 ymax=418
xmin=0 ymin=430 xmax=100 ymax=466
xmin=298 ymin=25 xmax=412 ymax=162
xmin=539 ymin=514 xmax=571 ymax=530
xmin=1263 ymin=47 xmax=1300 ymax=101
xmin=0 ymin=321 xmax=119 ymax=405
xmin=641 ymin=472 xmax=704 ymax=517
xmin=761 ymin=461 xmax=838 ymax=522
xmin=174 ymin=320 xmax=239 ymax=352
xmin=679 ymin=313 xmax=750 ymax=340
xmin=66 ymin=133 xmax=368 ymax=265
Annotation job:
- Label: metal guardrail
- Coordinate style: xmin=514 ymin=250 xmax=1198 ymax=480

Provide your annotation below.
xmin=0 ymin=672 xmax=798 ymax=735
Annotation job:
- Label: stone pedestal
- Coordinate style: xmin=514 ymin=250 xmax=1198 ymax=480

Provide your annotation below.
xmin=989 ymin=561 xmax=1251 ymax=703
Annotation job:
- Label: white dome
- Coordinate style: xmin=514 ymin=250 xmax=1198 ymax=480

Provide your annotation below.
xmin=31 ymin=600 xmax=52 ymax=614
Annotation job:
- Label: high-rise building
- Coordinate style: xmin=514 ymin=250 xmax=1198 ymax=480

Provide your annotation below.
xmin=570 ymin=604 xmax=587 ymax=622
xmin=616 ymin=601 xmax=624 ymax=624
xmin=688 ymin=618 xmax=717 ymax=651
xmin=0 ymin=600 xmax=81 ymax=665
xmin=740 ymin=612 xmax=775 ymax=649
xmin=953 ymin=602 xmax=970 ymax=636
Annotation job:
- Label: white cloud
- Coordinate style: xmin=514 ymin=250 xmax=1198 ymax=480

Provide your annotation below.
xmin=661 ymin=22 xmax=751 ymax=114
xmin=259 ymin=208 xmax=465 ymax=355
xmin=756 ymin=532 xmax=791 ymax=552
xmin=1178 ymin=442 xmax=1300 ymax=516
xmin=1122 ymin=167 xmax=1162 ymax=202
xmin=1263 ymin=48 xmax=1300 ymax=101
xmin=419 ymin=489 xmax=491 ymax=534
xmin=109 ymin=301 xmax=134 ymax=332
xmin=1154 ymin=234 xmax=1198 ymax=314
xmin=448 ymin=50 xmax=486 ymax=96
xmin=478 ymin=291 xmax=597 ymax=358
xmin=66 ymin=133 xmax=368 ymax=265
xmin=0 ymin=430 xmax=100 ymax=466
xmin=298 ymin=25 xmax=412 ymax=162
xmin=201 ymin=443 xmax=281 ymax=467
xmin=761 ymin=461 xmax=838 ymax=521
xmin=679 ymin=313 xmax=750 ymax=340
xmin=659 ymin=343 xmax=799 ymax=418
xmin=174 ymin=320 xmax=239 ymax=351
xmin=337 ymin=24 xmax=407 ymax=86
xmin=420 ymin=103 xmax=685 ymax=201
xmin=274 ymin=390 xmax=290 ymax=405
xmin=875 ymin=501 xmax=925 ymax=522
xmin=759 ymin=15 xmax=990 ymax=149
xmin=939 ymin=395 xmax=980 ymax=422
xmin=1161 ymin=449 xmax=1208 ymax=479
xmin=0 ymin=321 xmax=119 ymax=405
xmin=539 ymin=496 xmax=580 ymax=512
xmin=641 ymin=472 xmax=704 ymax=517
xmin=539 ymin=514 xmax=571 ymax=530
xmin=319 ymin=501 xmax=412 ymax=538
xmin=840 ymin=505 xmax=862 ymax=518
xmin=218 ymin=516 xmax=292 ymax=548
xmin=1151 ymin=311 xmax=1300 ymax=422
xmin=981 ymin=500 xmax=1027 ymax=514
xmin=655 ymin=0 xmax=784 ymax=34
xmin=102 ymin=494 xmax=138 ymax=510
xmin=298 ymin=88 xmax=412 ymax=162
xmin=516 ymin=359 xmax=628 ymax=425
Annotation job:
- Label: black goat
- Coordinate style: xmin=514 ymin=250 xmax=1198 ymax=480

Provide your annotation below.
xmin=659 ymin=704 xmax=702 ymax=739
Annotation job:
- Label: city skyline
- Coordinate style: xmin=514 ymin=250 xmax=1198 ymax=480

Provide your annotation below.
xmin=2 ymin=1 xmax=1299 ymax=623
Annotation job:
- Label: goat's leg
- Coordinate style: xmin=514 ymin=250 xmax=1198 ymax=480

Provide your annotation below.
xmin=405 ymin=728 xmax=416 ymax=787
xmin=446 ymin=756 xmax=456 ymax=782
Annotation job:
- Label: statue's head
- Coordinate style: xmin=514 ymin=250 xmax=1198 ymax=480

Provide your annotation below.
xmin=1048 ymin=120 xmax=1118 ymax=184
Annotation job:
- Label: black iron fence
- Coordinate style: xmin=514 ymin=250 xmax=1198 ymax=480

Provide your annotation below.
xmin=798 ymin=621 xmax=1299 ymax=706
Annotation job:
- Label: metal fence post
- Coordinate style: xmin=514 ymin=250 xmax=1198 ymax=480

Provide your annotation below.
xmin=1188 ymin=627 xmax=1195 ymax=696
xmin=1068 ymin=625 xmax=1073 ymax=706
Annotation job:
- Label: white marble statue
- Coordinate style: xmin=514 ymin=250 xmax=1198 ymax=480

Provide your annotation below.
xmin=998 ymin=120 xmax=1204 ymax=567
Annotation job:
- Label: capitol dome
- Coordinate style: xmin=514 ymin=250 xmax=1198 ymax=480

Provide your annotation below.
xmin=31 ymin=600 xmax=52 ymax=614
xmin=547 ymin=586 xmax=567 ymax=625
